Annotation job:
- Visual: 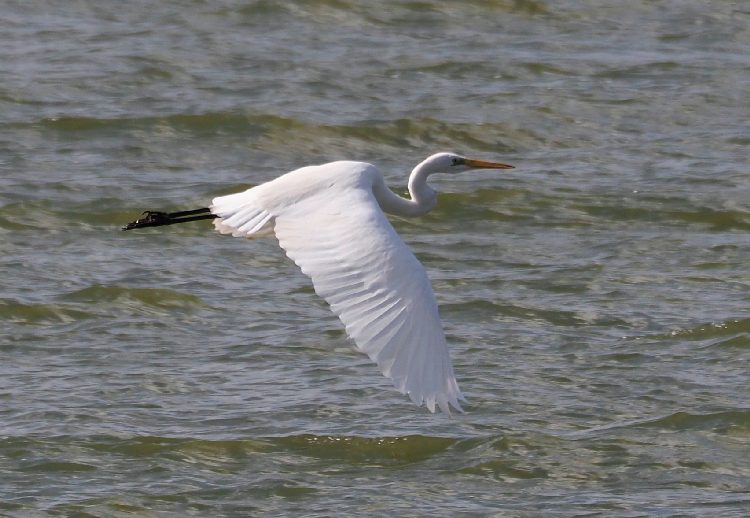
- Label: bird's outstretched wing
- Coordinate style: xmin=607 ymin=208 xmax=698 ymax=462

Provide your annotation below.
xmin=213 ymin=186 xmax=465 ymax=414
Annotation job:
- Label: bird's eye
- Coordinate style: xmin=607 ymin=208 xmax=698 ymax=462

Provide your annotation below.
xmin=451 ymin=157 xmax=460 ymax=166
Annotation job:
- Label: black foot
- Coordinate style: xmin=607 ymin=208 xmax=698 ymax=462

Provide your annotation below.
xmin=122 ymin=211 xmax=172 ymax=230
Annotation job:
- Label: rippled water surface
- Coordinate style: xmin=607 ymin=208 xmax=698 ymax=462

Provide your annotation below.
xmin=2 ymin=1 xmax=749 ymax=516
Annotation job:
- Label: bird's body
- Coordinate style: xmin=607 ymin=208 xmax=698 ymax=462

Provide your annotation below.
xmin=124 ymin=152 xmax=513 ymax=414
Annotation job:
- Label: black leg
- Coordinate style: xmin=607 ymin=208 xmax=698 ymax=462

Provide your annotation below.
xmin=122 ymin=209 xmax=217 ymax=231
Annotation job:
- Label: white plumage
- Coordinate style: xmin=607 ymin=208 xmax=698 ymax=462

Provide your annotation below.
xmin=208 ymin=153 xmax=513 ymax=413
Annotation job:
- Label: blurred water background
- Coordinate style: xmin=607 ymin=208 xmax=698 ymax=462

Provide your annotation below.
xmin=1 ymin=1 xmax=749 ymax=516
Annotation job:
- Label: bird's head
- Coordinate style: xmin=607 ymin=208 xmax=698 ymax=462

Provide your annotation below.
xmin=420 ymin=152 xmax=514 ymax=174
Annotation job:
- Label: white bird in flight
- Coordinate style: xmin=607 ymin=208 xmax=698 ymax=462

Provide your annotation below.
xmin=123 ymin=152 xmax=514 ymax=413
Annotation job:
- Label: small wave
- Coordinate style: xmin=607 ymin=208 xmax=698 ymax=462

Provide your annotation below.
xmin=436 ymin=188 xmax=532 ymax=220
xmin=520 ymin=62 xmax=574 ymax=76
xmin=0 ymin=199 xmax=129 ymax=232
xmin=0 ymin=435 xmax=272 ymax=468
xmin=33 ymin=111 xmax=266 ymax=136
xmin=594 ymin=61 xmax=684 ymax=79
xmin=0 ymin=198 xmax=218 ymax=232
xmin=20 ymin=461 xmax=97 ymax=473
xmin=575 ymin=410 xmax=750 ymax=437
xmin=572 ymin=199 xmax=750 ymax=231
xmin=457 ymin=459 xmax=549 ymax=480
xmin=61 ymin=285 xmax=206 ymax=311
xmin=660 ymin=318 xmax=750 ymax=348
xmin=0 ymin=433 xmax=459 ymax=465
xmin=0 ymin=200 xmax=60 ymax=232
xmin=442 ymin=299 xmax=587 ymax=327
xmin=0 ymin=298 xmax=94 ymax=325
xmin=642 ymin=410 xmax=750 ymax=434
xmin=270 ymin=434 xmax=458 ymax=464
xmin=23 ymin=111 xmax=532 ymax=153
xmin=235 ymin=0 xmax=549 ymax=25
xmin=93 ymin=436 xmax=271 ymax=459
xmin=257 ymin=115 xmax=526 ymax=155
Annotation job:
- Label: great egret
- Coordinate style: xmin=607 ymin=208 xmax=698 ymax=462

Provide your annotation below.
xmin=123 ymin=152 xmax=514 ymax=413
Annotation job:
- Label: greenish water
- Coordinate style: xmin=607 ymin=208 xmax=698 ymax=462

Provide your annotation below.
xmin=2 ymin=1 xmax=749 ymax=516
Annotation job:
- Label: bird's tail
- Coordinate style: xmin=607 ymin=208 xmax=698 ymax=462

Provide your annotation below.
xmin=122 ymin=208 xmax=217 ymax=230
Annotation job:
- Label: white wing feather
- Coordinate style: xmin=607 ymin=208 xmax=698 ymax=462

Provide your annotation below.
xmin=211 ymin=167 xmax=465 ymax=413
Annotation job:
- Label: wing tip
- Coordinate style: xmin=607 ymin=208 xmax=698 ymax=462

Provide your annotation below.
xmin=407 ymin=387 xmax=466 ymax=415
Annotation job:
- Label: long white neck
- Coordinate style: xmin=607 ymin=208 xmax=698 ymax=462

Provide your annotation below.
xmin=372 ymin=160 xmax=438 ymax=218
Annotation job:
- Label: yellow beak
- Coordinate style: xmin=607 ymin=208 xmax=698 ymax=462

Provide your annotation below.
xmin=464 ymin=158 xmax=514 ymax=169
